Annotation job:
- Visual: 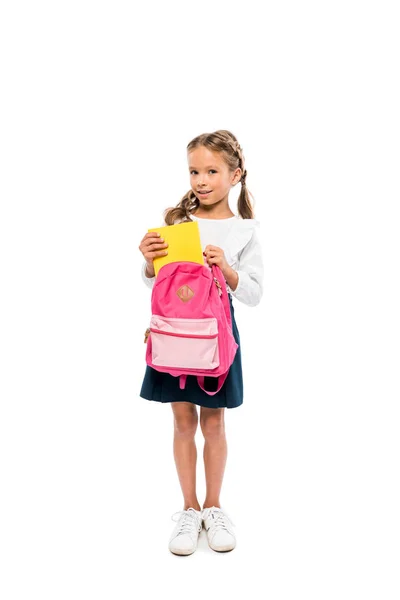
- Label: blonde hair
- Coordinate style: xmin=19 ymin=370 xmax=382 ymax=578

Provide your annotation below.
xmin=164 ymin=129 xmax=255 ymax=225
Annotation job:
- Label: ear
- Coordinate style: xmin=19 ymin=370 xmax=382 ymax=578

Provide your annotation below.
xmin=231 ymin=167 xmax=242 ymax=186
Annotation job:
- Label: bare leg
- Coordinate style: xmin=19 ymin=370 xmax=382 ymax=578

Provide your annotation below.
xmin=171 ymin=402 xmax=201 ymax=511
xmin=199 ymin=407 xmax=227 ymax=509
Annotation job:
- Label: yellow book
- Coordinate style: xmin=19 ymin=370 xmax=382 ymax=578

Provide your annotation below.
xmin=148 ymin=221 xmax=204 ymax=276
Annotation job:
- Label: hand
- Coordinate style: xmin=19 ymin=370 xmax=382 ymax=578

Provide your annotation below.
xmin=203 ymin=245 xmax=239 ymax=291
xmin=139 ymin=232 xmax=168 ymax=277
xmin=203 ymin=245 xmax=229 ymax=274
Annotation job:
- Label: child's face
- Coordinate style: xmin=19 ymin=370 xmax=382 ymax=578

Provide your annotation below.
xmin=187 ymin=146 xmax=241 ymax=208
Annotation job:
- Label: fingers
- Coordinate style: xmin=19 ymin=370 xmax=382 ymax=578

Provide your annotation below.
xmin=139 ymin=233 xmax=167 ymax=250
xmin=204 ymin=249 xmax=221 ymax=259
xmin=139 ymin=231 xmax=169 ymax=261
xmin=145 ymin=248 xmax=169 ymax=260
xmin=203 ymin=245 xmax=226 ymax=269
xmin=204 ymin=252 xmax=221 ymax=265
xmin=204 ymin=245 xmax=223 ymax=259
xmin=139 ymin=232 xmax=162 ymax=245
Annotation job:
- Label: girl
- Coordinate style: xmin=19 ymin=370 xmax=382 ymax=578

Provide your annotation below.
xmin=138 ymin=129 xmax=264 ymax=555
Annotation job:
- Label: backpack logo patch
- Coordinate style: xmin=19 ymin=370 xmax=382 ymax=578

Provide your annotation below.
xmin=176 ymin=284 xmax=194 ymax=302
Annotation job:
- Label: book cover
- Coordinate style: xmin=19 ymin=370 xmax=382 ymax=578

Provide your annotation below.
xmin=148 ymin=220 xmax=204 ymax=276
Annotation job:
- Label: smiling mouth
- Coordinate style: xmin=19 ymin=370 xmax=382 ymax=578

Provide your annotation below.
xmin=198 ymin=190 xmax=212 ymax=195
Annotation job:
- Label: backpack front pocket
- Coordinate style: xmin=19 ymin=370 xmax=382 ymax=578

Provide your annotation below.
xmin=150 ymin=315 xmax=219 ymax=369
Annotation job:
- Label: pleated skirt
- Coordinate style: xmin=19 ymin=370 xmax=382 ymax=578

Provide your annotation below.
xmin=139 ymin=294 xmax=243 ymax=409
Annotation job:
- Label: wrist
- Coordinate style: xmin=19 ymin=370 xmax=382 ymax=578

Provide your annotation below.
xmin=144 ymin=262 xmax=155 ymax=278
xmin=222 ymin=265 xmax=239 ymax=291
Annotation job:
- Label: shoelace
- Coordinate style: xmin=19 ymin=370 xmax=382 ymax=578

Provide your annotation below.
xmin=170 ymin=508 xmax=202 ymax=539
xmin=203 ymin=507 xmax=235 ymax=534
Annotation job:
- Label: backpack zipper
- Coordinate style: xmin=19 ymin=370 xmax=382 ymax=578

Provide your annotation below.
xmin=150 ymin=327 xmax=218 ymax=339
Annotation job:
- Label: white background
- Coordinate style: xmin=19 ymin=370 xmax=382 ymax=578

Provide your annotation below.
xmin=1 ymin=0 xmax=399 ymax=598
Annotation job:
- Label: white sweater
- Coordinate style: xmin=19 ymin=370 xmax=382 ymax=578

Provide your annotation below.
xmin=141 ymin=214 xmax=264 ymax=307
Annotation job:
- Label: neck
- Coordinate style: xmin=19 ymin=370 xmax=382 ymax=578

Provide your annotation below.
xmin=193 ymin=203 xmax=234 ymax=220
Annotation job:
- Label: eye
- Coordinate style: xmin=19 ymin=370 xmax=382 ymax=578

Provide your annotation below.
xmin=189 ymin=169 xmax=217 ymax=175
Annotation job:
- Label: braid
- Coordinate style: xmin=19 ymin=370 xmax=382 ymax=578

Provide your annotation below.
xmin=163 ymin=190 xmax=199 ymax=225
xmin=229 ymin=139 xmax=247 ymax=185
xmin=228 ymin=136 xmax=253 ymax=216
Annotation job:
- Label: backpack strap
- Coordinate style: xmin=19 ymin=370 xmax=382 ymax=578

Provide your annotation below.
xmin=196 ymin=373 xmax=229 ymax=396
xmin=211 ymin=264 xmax=233 ymax=330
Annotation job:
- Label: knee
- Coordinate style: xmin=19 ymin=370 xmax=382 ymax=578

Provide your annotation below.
xmin=173 ymin=413 xmax=198 ymax=439
xmin=200 ymin=415 xmax=225 ymax=440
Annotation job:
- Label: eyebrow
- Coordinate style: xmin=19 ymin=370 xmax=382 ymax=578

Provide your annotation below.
xmin=188 ymin=165 xmax=219 ymax=170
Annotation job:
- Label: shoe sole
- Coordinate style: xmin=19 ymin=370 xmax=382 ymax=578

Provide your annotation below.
xmin=210 ymin=543 xmax=236 ymax=552
xmin=169 ymin=536 xmax=200 ymax=556
xmin=169 ymin=547 xmax=196 ymax=556
xmin=169 ymin=527 xmax=202 ymax=555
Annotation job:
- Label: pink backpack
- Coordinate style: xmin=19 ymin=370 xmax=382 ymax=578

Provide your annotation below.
xmin=144 ymin=261 xmax=238 ymax=395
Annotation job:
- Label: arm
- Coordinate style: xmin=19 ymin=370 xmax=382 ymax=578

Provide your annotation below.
xmin=222 ymin=265 xmax=239 ymax=291
xmin=141 ymin=260 xmax=156 ymax=289
xmin=139 ymin=230 xmax=168 ymax=289
xmin=228 ymin=227 xmax=264 ymax=307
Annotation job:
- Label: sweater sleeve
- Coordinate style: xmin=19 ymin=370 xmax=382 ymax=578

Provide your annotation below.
xmin=141 ymin=260 xmax=156 ymax=289
xmin=228 ymin=226 xmax=264 ymax=307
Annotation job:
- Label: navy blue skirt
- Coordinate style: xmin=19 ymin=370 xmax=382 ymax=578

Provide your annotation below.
xmin=139 ymin=294 xmax=243 ymax=409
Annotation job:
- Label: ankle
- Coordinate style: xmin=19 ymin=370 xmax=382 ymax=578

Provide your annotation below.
xmin=184 ymin=503 xmax=201 ymax=511
xmin=203 ymin=502 xmax=221 ymax=509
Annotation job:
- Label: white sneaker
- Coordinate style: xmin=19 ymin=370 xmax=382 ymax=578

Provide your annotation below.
xmin=168 ymin=507 xmax=203 ymax=555
xmin=202 ymin=506 xmax=236 ymax=552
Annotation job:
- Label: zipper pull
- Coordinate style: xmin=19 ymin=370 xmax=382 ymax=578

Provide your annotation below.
xmin=214 ymin=277 xmax=223 ymax=296
xmin=144 ymin=327 xmax=151 ymax=343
